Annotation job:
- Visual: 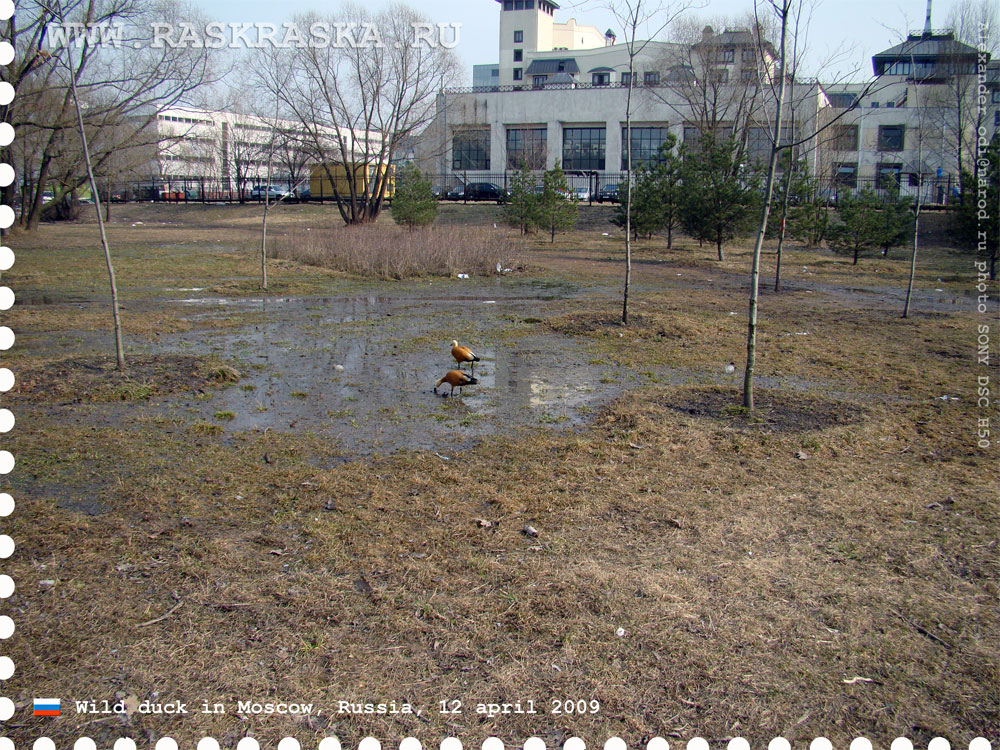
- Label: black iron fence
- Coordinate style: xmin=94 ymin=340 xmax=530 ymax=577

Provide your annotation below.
xmin=81 ymin=171 xmax=961 ymax=208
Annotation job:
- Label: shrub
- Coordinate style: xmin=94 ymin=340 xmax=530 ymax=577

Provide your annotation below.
xmin=391 ymin=164 xmax=438 ymax=229
xmin=536 ymin=162 xmax=577 ymax=243
xmin=503 ymin=166 xmax=540 ymax=235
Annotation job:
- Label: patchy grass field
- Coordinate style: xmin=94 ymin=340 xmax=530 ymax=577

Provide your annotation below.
xmin=3 ymin=204 xmax=997 ymax=747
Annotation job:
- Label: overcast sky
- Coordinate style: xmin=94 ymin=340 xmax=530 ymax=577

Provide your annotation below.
xmin=203 ymin=0 xmax=968 ymax=83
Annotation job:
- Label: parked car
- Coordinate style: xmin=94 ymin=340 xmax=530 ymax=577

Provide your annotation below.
xmin=597 ymin=184 xmax=620 ymax=203
xmin=431 ymin=185 xmax=447 ymax=199
xmin=572 ymin=187 xmax=592 ymax=202
xmin=250 ymin=185 xmax=289 ymax=201
xmin=465 ymin=182 xmax=508 ymax=202
xmin=446 ymin=186 xmax=465 ymax=201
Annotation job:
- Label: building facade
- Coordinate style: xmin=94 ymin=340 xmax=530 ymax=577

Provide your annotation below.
xmin=416 ymin=0 xmax=998 ymax=202
xmin=138 ymin=107 xmax=384 ymax=198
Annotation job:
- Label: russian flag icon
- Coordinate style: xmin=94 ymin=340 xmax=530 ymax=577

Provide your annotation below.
xmin=33 ymin=698 xmax=60 ymax=716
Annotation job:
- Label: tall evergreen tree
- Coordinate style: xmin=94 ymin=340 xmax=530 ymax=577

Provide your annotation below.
xmin=679 ymin=134 xmax=759 ymax=261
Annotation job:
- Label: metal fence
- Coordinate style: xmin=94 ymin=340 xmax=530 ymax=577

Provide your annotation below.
xmin=91 ymin=172 xmax=960 ymax=208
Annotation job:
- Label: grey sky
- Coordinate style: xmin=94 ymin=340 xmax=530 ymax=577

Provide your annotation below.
xmin=201 ymin=0 xmax=968 ymax=82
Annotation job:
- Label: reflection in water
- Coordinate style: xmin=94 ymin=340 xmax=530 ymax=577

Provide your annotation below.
xmin=160 ymin=294 xmax=622 ymax=460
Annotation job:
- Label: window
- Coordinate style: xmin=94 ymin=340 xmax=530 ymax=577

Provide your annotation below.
xmin=870 ymin=101 xmax=880 ymax=108
xmin=746 ymin=127 xmax=771 ymax=164
xmin=876 ymin=163 xmax=903 ymax=189
xmin=513 ymin=68 xmax=523 ymax=81
xmin=886 ymin=101 xmax=895 ymax=108
xmin=492 ymin=69 xmax=499 ymax=77
xmin=741 ymin=69 xmax=758 ymax=82
xmin=833 ymin=162 xmax=858 ymax=188
xmin=831 ymin=124 xmax=859 ymax=151
xmin=745 ymin=126 xmax=795 ymax=165
xmin=525 ymin=0 xmax=534 ymax=7
xmin=643 ymin=71 xmax=660 ymax=85
xmin=993 ymin=90 xmax=1000 ymax=103
xmin=828 ymin=93 xmax=857 ymax=108
xmin=622 ymin=126 xmax=669 ymax=169
xmin=592 ymin=72 xmax=610 ymax=86
xmin=507 ymin=127 xmax=547 ymax=169
xmin=452 ymin=130 xmax=490 ymax=170
xmin=710 ymin=68 xmax=729 ymax=83
xmin=562 ymin=127 xmax=606 ymax=170
xmin=879 ymin=61 xmax=912 ymax=76
xmin=513 ymin=49 xmax=523 ymax=62
xmin=908 ymin=172 xmax=921 ymax=187
xmin=878 ymin=125 xmax=904 ymax=151
xmin=717 ymin=48 xmax=735 ymax=63
xmin=995 ymin=110 xmax=1000 ymax=128
xmin=742 ymin=48 xmax=756 ymax=63
xmin=514 ymin=0 xmax=524 ymax=8
xmin=621 ymin=72 xmax=632 ymax=86
xmin=533 ymin=75 xmax=547 ymax=87
xmin=504 ymin=0 xmax=513 ymax=9
xmin=514 ymin=30 xmax=523 ymax=43
xmin=682 ymin=125 xmax=703 ymax=153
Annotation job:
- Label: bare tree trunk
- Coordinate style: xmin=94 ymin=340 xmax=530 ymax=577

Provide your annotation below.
xmin=261 ymin=201 xmax=270 ymax=291
xmin=62 ymin=10 xmax=125 ymax=370
xmin=743 ymin=0 xmax=789 ymax=410
xmin=774 ymin=163 xmax=793 ymax=292
xmin=623 ymin=58 xmax=635 ymax=326
xmin=903 ymin=207 xmax=919 ymax=318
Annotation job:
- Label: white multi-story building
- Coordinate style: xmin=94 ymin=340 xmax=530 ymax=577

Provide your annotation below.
xmin=139 ymin=107 xmax=384 ymax=197
xmin=417 ymin=0 xmax=998 ymax=201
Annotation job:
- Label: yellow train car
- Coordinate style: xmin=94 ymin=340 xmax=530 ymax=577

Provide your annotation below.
xmin=309 ymin=162 xmax=395 ymax=202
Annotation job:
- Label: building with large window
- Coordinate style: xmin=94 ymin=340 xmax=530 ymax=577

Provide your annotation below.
xmin=137 ymin=107 xmax=384 ymax=198
xmin=416 ymin=0 xmax=997 ymax=202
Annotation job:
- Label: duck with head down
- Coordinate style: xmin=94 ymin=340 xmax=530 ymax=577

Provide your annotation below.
xmin=434 ymin=369 xmax=478 ymax=397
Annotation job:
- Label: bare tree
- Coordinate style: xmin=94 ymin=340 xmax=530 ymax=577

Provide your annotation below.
xmin=276 ymin=3 xmax=460 ymax=225
xmin=600 ymin=0 xmax=692 ymax=325
xmin=8 ymin=0 xmax=217 ymax=229
xmin=651 ymin=13 xmax=773 ymax=163
xmin=743 ymin=0 xmax=791 ymax=410
xmin=939 ymin=0 xmax=998 ymax=195
xmin=741 ymin=0 xmax=891 ymax=409
xmin=49 ymin=0 xmax=123 ymax=368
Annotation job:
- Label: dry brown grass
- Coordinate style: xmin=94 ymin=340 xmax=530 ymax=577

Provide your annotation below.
xmin=5 ymin=203 xmax=997 ymax=747
xmin=270 ymin=224 xmax=522 ymax=280
xmin=6 ymin=387 xmax=997 ymax=746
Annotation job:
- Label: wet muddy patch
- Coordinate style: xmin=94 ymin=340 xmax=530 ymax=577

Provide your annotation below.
xmin=139 ymin=293 xmax=631 ymax=460
xmin=660 ymin=385 xmax=866 ymax=433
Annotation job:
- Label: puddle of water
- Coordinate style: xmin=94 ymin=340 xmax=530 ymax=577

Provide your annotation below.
xmin=23 ymin=285 xmax=886 ymax=468
xmin=132 ymin=293 xmax=624 ymax=461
